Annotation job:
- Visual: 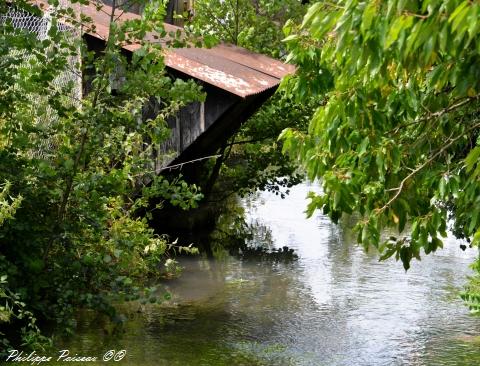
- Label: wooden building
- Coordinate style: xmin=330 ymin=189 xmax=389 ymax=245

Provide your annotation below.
xmin=28 ymin=0 xmax=294 ymax=174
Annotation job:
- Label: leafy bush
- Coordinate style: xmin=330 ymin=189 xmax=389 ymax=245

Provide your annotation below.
xmin=0 ymin=0 xmax=202 ymax=347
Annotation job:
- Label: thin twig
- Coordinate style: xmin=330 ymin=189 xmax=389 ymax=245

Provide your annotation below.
xmin=160 ymin=154 xmax=221 ymax=171
xmin=58 ymin=0 xmax=116 ymax=220
xmin=403 ymin=11 xmax=429 ymax=20
xmin=224 ymin=138 xmax=267 ymax=147
xmin=389 ymin=94 xmax=480 ymax=135
xmin=321 ymin=2 xmax=345 ymax=10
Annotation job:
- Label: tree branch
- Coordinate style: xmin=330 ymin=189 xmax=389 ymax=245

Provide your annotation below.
xmin=224 ymin=137 xmax=268 ymax=147
xmin=58 ymin=0 xmax=116 ymax=220
xmin=377 ymin=120 xmax=480 ymax=214
xmin=389 ymin=94 xmax=480 ymax=136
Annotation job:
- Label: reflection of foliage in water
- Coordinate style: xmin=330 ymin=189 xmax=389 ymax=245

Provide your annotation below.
xmin=208 ymin=197 xmax=297 ymax=262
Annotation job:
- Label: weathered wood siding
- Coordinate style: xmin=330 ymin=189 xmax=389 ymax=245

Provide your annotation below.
xmin=155 ymin=102 xmax=204 ymax=172
xmin=155 ymin=85 xmax=238 ymax=171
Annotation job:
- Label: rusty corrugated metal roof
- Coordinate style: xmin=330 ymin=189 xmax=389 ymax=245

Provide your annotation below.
xmin=164 ymin=48 xmax=281 ymax=98
xmin=31 ymin=1 xmax=294 ymax=97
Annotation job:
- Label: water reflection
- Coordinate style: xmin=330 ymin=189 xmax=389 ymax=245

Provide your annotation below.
xmin=245 ymin=182 xmax=480 ymax=365
xmin=57 ymin=182 xmax=480 ymax=365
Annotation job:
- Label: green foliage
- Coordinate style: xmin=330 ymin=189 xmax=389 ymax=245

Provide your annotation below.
xmin=0 ymin=0 xmax=202 ymax=347
xmin=191 ymin=0 xmax=305 ymax=58
xmin=0 ymin=275 xmax=52 ymax=354
xmin=192 ymin=0 xmax=313 ymax=200
xmin=217 ymin=92 xmax=313 ymax=199
xmin=0 ymin=182 xmax=21 ymax=228
xmin=280 ymin=0 xmax=480 ymax=284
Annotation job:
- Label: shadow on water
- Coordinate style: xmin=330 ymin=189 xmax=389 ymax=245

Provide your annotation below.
xmin=53 ymin=182 xmax=480 ymax=366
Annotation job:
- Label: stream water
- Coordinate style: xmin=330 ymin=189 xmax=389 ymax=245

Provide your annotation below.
xmin=56 ymin=182 xmax=480 ymax=365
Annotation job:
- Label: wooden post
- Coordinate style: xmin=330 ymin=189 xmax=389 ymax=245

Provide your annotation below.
xmin=200 ymin=102 xmax=205 ymax=133
xmin=176 ymin=115 xmax=183 ymax=152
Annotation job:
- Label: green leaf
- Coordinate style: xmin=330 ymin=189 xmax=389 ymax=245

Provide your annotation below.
xmin=399 ymin=246 xmax=411 ymax=271
xmin=465 ymin=146 xmax=480 ymax=173
xmin=439 ymin=177 xmax=447 ymax=198
xmin=302 ymin=2 xmax=323 ymax=29
xmin=379 ymin=243 xmax=397 ymax=261
xmin=431 ymin=237 xmax=443 ymax=252
xmin=283 ymin=34 xmax=299 ymax=42
xmin=469 ymin=210 xmax=479 ymax=234
xmin=449 ymin=1 xmax=470 ymax=32
xmin=361 ymin=2 xmax=376 ymax=35
xmin=385 ymin=16 xmax=413 ymax=49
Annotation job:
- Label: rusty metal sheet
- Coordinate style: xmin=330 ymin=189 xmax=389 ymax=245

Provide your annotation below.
xmin=207 ymin=43 xmax=295 ymax=79
xmin=169 ymin=47 xmax=281 ymax=96
xmin=163 ymin=49 xmax=279 ymax=97
xmin=31 ymin=0 xmax=294 ymax=97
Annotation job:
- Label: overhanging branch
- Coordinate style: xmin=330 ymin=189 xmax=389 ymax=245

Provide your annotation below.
xmin=378 ymin=119 xmax=480 ymax=214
